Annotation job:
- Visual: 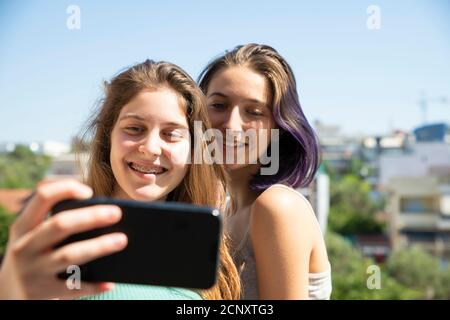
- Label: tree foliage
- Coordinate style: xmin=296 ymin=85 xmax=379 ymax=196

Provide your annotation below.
xmin=385 ymin=245 xmax=450 ymax=299
xmin=326 ymin=231 xmax=420 ymax=299
xmin=0 ymin=145 xmax=51 ymax=188
xmin=327 ymin=174 xmax=385 ymax=235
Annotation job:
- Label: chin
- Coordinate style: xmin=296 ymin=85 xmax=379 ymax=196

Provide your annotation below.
xmin=127 ymin=186 xmax=167 ymax=202
xmin=225 ymin=163 xmax=247 ymax=171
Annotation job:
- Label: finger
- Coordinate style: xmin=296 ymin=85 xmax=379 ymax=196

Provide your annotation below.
xmin=46 ymin=232 xmax=128 ymax=275
xmin=36 ymin=175 xmax=82 ymax=187
xmin=22 ymin=205 xmax=122 ymax=255
xmin=12 ymin=179 xmax=93 ymax=238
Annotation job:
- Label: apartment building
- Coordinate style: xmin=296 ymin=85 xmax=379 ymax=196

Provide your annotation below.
xmin=387 ymin=176 xmax=450 ymax=262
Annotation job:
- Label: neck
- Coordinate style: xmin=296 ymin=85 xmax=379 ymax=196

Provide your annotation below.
xmin=227 ymin=165 xmax=262 ymax=210
xmin=112 ymin=186 xmax=130 ymax=200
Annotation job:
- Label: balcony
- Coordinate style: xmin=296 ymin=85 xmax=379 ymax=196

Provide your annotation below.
xmin=398 ymin=212 xmax=439 ymax=230
xmin=437 ymin=217 xmax=450 ymax=231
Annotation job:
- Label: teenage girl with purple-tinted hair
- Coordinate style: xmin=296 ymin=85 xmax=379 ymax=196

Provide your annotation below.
xmin=198 ymin=44 xmax=332 ymax=299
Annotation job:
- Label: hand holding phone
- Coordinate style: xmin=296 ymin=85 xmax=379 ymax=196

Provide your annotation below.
xmin=50 ymin=198 xmax=222 ymax=289
xmin=0 ymin=180 xmax=124 ymax=300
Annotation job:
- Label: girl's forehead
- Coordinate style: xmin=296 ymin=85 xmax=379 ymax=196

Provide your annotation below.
xmin=118 ymin=90 xmax=189 ymax=126
xmin=208 ymin=67 xmax=271 ymax=104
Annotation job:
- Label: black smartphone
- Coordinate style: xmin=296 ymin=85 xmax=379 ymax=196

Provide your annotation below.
xmin=50 ymin=198 xmax=221 ymax=289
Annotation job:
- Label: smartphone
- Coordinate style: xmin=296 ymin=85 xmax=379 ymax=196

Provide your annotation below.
xmin=50 ymin=198 xmax=221 ymax=289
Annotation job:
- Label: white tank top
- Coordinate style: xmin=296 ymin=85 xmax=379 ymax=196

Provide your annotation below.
xmin=231 ymin=184 xmax=332 ymax=300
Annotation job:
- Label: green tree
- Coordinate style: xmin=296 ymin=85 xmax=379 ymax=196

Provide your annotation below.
xmin=385 ymin=245 xmax=442 ymax=299
xmin=322 ymin=160 xmax=338 ymax=181
xmin=435 ymin=266 xmax=450 ymax=299
xmin=0 ymin=145 xmax=51 ymax=189
xmin=326 ymin=231 xmax=420 ymax=299
xmin=327 ymin=174 xmax=384 ymax=235
xmin=9 ymin=144 xmax=35 ymax=160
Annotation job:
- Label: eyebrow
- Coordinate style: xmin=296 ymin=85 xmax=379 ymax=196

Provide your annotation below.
xmin=207 ymin=92 xmax=267 ymax=106
xmin=119 ymin=113 xmax=189 ymax=129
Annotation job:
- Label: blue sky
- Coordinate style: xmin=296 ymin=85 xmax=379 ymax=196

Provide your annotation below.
xmin=1 ymin=0 xmax=449 ymax=143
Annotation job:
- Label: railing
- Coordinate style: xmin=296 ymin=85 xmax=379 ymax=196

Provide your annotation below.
xmin=398 ymin=212 xmax=439 ymax=229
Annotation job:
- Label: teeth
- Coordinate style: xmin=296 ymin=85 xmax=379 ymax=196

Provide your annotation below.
xmin=129 ymin=162 xmax=166 ymax=174
xmin=217 ymin=138 xmax=246 ymax=148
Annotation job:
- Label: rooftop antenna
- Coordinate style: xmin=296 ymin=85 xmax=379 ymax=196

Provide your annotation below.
xmin=418 ymin=91 xmax=448 ymax=125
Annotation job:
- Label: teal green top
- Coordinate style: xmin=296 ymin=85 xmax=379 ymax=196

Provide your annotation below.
xmin=79 ymin=283 xmax=202 ymax=300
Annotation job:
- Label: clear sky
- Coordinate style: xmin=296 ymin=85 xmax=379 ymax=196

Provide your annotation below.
xmin=1 ymin=0 xmax=449 ymax=144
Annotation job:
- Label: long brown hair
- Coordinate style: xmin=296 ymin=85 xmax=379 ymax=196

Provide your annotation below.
xmin=77 ymin=60 xmax=240 ymax=300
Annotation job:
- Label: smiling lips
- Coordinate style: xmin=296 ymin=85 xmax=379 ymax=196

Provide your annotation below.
xmin=216 ymin=136 xmax=248 ymax=149
xmin=223 ymin=141 xmax=247 ymax=148
xmin=127 ymin=161 xmax=168 ymax=175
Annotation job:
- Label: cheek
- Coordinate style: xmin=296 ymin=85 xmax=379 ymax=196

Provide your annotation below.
xmin=166 ymin=141 xmax=191 ymax=167
xmin=110 ymin=133 xmax=137 ymax=162
xmin=207 ymin=110 xmax=223 ymax=128
xmin=257 ymin=118 xmax=276 ymax=142
xmin=262 ymin=128 xmax=273 ymax=144
xmin=252 ymin=127 xmax=274 ymax=156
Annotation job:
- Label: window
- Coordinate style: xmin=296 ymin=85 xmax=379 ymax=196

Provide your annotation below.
xmin=400 ymin=197 xmax=436 ymax=213
xmin=403 ymin=231 xmax=436 ymax=243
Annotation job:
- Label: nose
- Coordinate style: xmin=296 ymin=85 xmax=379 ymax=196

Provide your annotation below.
xmin=139 ymin=131 xmax=163 ymax=156
xmin=222 ymin=106 xmax=244 ymax=132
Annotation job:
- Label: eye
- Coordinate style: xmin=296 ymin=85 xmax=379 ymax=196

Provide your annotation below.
xmin=164 ymin=130 xmax=185 ymax=141
xmin=124 ymin=126 xmax=144 ymax=134
xmin=209 ymin=103 xmax=226 ymax=110
xmin=247 ymin=109 xmax=264 ymax=116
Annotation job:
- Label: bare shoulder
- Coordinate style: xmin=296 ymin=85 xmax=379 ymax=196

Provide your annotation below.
xmin=251 ymin=185 xmax=316 ymax=222
xmin=250 ymin=185 xmax=330 ymax=283
xmin=250 ymin=185 xmax=320 ymax=244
